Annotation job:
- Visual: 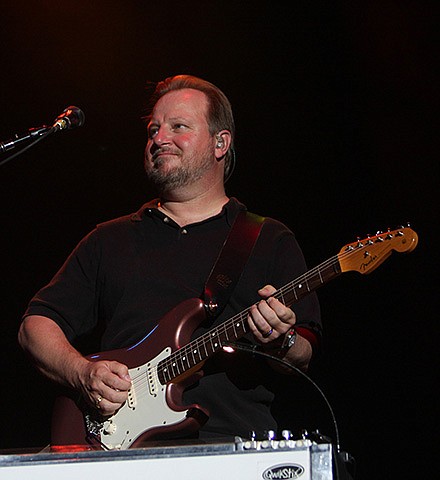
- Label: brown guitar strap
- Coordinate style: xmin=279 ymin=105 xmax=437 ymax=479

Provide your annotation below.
xmin=203 ymin=210 xmax=265 ymax=317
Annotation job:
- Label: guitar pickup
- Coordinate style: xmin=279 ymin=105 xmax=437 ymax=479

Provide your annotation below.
xmin=127 ymin=364 xmax=148 ymax=409
xmin=147 ymin=364 xmax=159 ymax=397
xmin=127 ymin=386 xmax=136 ymax=409
xmin=128 ymin=362 xmax=159 ymax=404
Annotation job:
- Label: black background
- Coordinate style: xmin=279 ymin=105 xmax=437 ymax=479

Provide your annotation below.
xmin=1 ymin=2 xmax=438 ymax=479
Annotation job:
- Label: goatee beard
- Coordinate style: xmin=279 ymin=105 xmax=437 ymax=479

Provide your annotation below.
xmin=146 ymin=166 xmax=197 ymax=191
xmin=145 ymin=152 xmax=213 ymax=192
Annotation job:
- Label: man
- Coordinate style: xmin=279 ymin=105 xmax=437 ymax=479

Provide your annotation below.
xmin=18 ymin=75 xmax=322 ymax=443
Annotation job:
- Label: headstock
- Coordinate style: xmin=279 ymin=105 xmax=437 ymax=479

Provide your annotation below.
xmin=337 ymin=226 xmax=418 ymax=274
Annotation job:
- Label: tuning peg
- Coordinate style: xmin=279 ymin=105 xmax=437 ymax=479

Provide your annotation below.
xmin=397 ymin=222 xmax=411 ymax=232
xmin=375 ymin=230 xmax=384 ymax=242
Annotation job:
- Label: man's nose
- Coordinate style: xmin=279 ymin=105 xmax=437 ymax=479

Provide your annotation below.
xmin=153 ymin=126 xmax=171 ymax=146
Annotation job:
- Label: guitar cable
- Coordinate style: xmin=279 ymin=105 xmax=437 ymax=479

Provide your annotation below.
xmin=223 ymin=341 xmax=356 ymax=480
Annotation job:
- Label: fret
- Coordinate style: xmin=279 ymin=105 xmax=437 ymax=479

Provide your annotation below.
xmin=231 ymin=319 xmax=240 ymax=338
xmin=232 ymin=318 xmax=243 ymax=337
xmin=292 ymin=285 xmax=298 ymax=301
xmin=170 ymin=359 xmax=179 ymax=377
xmin=176 ymin=357 xmax=184 ymax=373
xmin=190 ymin=347 xmax=197 ymax=366
xmin=305 ymin=278 xmax=311 ymax=292
xmin=161 ymin=364 xmax=170 ymax=383
xmin=202 ymin=339 xmax=209 ymax=359
xmin=222 ymin=324 xmax=230 ymax=341
xmin=242 ymin=317 xmax=248 ymax=334
xmin=318 ymin=266 xmax=323 ymax=284
xmin=195 ymin=346 xmax=203 ymax=362
xmin=209 ymin=331 xmax=220 ymax=353
xmin=214 ymin=330 xmax=222 ymax=349
xmin=228 ymin=321 xmax=237 ymax=338
xmin=219 ymin=325 xmax=230 ymax=346
xmin=304 ymin=274 xmax=318 ymax=292
xmin=180 ymin=350 xmax=190 ymax=369
xmin=232 ymin=320 xmax=238 ymax=337
xmin=224 ymin=325 xmax=231 ymax=342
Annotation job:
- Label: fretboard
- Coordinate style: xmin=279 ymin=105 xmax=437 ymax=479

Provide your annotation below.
xmin=157 ymin=254 xmax=341 ymax=383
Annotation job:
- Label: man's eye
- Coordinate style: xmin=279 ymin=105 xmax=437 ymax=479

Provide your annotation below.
xmin=173 ymin=123 xmax=186 ymax=131
xmin=148 ymin=127 xmax=158 ymax=138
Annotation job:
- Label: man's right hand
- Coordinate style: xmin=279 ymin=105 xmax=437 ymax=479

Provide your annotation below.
xmin=76 ymin=359 xmax=132 ymax=416
xmin=18 ymin=316 xmax=132 ymax=417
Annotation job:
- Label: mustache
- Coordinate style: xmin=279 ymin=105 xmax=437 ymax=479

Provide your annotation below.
xmin=151 ymin=146 xmax=180 ymax=161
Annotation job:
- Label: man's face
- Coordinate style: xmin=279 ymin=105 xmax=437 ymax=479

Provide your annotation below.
xmin=144 ymin=88 xmax=216 ymax=191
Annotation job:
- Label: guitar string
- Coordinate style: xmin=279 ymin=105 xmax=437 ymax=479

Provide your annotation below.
xmin=158 ymin=230 xmax=400 ymax=379
xmin=129 ymin=230 xmax=403 ymax=395
xmin=162 ymin=238 xmax=386 ymax=375
xmin=157 ymin=260 xmax=333 ymax=381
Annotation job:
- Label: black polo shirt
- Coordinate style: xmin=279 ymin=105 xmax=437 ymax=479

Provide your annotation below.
xmin=24 ymin=197 xmax=321 ymax=437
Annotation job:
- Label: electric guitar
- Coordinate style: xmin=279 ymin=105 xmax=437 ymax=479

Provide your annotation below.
xmin=51 ymin=226 xmax=418 ymax=450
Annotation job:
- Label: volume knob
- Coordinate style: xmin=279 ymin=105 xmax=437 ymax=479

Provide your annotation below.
xmin=103 ymin=420 xmax=117 ymax=435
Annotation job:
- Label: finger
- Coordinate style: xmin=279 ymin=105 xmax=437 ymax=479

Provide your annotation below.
xmin=98 ymin=380 xmax=131 ymax=406
xmin=247 ymin=314 xmax=274 ymax=341
xmin=250 ymin=301 xmax=276 ymax=330
xmin=106 ymin=361 xmax=132 ymax=389
xmin=265 ymin=297 xmax=296 ymax=327
xmin=257 ymin=285 xmax=295 ymax=327
xmin=85 ymin=362 xmax=130 ymax=401
xmin=94 ymin=394 xmax=126 ymax=416
xmin=248 ymin=303 xmax=279 ymax=341
xmin=258 ymin=284 xmax=277 ymax=298
xmin=93 ymin=361 xmax=131 ymax=392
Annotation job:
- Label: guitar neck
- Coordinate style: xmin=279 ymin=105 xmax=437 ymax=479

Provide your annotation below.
xmin=273 ymin=254 xmax=341 ymax=307
xmin=158 ymin=254 xmax=341 ymax=383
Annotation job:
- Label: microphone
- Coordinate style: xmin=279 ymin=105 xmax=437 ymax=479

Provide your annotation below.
xmin=0 ymin=105 xmax=85 ymax=166
xmin=52 ymin=106 xmax=85 ymax=131
xmin=1 ymin=106 xmax=86 ymax=154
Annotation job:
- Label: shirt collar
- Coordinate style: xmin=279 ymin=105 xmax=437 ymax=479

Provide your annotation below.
xmin=130 ymin=197 xmax=247 ymax=227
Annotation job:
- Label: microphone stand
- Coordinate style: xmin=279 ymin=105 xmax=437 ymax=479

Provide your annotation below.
xmin=0 ymin=125 xmax=55 ymax=167
xmin=0 ymin=105 xmax=85 ymax=167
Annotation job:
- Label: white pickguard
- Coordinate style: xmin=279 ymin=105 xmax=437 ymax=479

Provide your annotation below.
xmin=87 ymin=347 xmax=188 ymax=450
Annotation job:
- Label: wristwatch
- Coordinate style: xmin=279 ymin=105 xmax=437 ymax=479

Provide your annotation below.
xmin=281 ymin=328 xmax=297 ymax=351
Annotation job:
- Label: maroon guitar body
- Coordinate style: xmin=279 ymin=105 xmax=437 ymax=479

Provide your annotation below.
xmin=51 ymin=298 xmax=213 ymax=450
xmin=51 ymin=227 xmax=418 ymax=450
